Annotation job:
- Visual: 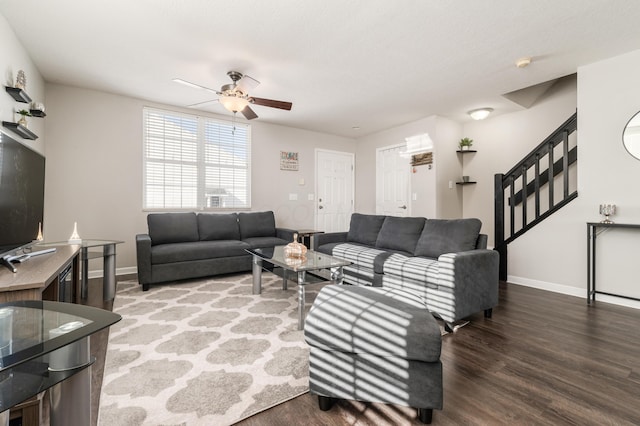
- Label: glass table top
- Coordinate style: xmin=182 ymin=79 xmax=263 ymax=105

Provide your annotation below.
xmin=0 ymin=300 xmax=120 ymax=372
xmin=35 ymin=239 xmax=124 ymax=248
xmin=247 ymin=246 xmax=351 ymax=272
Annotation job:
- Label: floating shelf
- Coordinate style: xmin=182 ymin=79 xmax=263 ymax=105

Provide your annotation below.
xmin=2 ymin=121 xmax=38 ymax=140
xmin=5 ymin=86 xmax=32 ymax=103
xmin=456 ymin=181 xmax=477 ymax=185
xmin=29 ymin=109 xmax=46 ymax=118
xmin=456 ymin=150 xmax=477 ymax=153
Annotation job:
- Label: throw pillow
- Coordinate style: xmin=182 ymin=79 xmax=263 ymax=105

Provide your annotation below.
xmin=414 ymin=218 xmax=482 ymax=258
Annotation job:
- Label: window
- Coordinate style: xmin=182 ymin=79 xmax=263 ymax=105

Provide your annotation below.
xmin=143 ymin=107 xmax=251 ymax=210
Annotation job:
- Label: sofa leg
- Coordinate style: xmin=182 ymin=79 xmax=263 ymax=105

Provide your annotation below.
xmin=417 ymin=408 xmax=433 ymax=424
xmin=142 ymin=284 xmax=149 ymax=292
xmin=484 ymin=308 xmax=493 ymax=318
xmin=318 ymin=395 xmax=335 ymax=411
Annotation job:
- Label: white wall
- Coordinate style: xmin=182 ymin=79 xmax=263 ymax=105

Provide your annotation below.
xmin=43 ymin=84 xmax=355 ymax=273
xmin=0 ymin=13 xmax=45 ymax=152
xmin=461 ymin=76 xmax=578 ymax=246
xmin=572 ymin=49 xmax=640 ymax=307
xmin=355 ymin=115 xmax=463 ymax=218
xmin=462 ymin=51 xmax=640 ymax=309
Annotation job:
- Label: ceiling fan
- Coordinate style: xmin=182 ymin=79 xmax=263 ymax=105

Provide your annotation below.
xmin=173 ymin=71 xmax=292 ymax=120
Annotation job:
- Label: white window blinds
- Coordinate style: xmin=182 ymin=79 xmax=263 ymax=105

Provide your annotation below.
xmin=143 ymin=107 xmax=251 ymax=209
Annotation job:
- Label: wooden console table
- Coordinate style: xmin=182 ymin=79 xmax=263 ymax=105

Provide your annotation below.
xmin=587 ymin=222 xmax=640 ymax=304
xmin=0 ymin=245 xmax=80 ymax=303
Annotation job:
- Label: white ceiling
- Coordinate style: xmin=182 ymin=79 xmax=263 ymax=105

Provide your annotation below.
xmin=2 ymin=0 xmax=640 ymax=137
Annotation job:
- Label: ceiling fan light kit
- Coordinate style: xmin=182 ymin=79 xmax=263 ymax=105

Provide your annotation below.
xmin=468 ymin=107 xmax=493 ymax=120
xmin=174 ymin=70 xmax=292 ymax=120
xmin=220 ymin=94 xmax=249 ymax=113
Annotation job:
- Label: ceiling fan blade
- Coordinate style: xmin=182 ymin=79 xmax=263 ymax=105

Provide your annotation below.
xmin=235 ymin=75 xmax=260 ymax=94
xmin=241 ymin=105 xmax=258 ymax=120
xmin=187 ymin=99 xmax=219 ymax=108
xmin=250 ymin=97 xmax=292 ymax=110
xmin=172 ymin=78 xmax=220 ymax=94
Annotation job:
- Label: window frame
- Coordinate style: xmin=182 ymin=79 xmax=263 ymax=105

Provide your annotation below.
xmin=142 ymin=107 xmax=252 ymax=211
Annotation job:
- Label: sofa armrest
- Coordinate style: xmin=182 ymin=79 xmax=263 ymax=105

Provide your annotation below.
xmin=276 ymin=227 xmax=297 ymax=242
xmin=136 ymin=234 xmax=152 ymax=286
xmin=313 ymin=232 xmax=348 ymax=250
xmin=435 ymin=249 xmax=499 ymax=318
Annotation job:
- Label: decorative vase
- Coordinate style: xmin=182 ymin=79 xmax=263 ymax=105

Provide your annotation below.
xmin=17 ymin=116 xmax=28 ymax=127
xmin=15 ymin=70 xmax=26 ymax=90
xmin=463 ymin=176 xmax=470 ymax=183
xmin=284 ymin=233 xmax=307 ymax=259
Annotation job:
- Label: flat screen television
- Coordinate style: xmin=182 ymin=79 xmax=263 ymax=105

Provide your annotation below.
xmin=0 ymin=131 xmax=45 ymax=257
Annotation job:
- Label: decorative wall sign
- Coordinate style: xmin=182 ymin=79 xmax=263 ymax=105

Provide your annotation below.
xmin=280 ymin=151 xmax=299 ymax=170
xmin=411 ymin=152 xmax=433 ymax=166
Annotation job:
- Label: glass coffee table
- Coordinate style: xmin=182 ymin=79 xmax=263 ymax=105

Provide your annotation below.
xmin=246 ymin=246 xmax=351 ymax=329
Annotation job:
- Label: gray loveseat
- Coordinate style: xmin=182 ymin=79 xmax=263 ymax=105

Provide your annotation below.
xmin=314 ymin=213 xmax=499 ymax=328
xmin=136 ymin=211 xmax=296 ymax=290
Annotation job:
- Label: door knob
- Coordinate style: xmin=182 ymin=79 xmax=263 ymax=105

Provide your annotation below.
xmin=318 ymin=205 xmax=324 ymax=209
xmin=399 ymin=205 xmax=407 ymax=209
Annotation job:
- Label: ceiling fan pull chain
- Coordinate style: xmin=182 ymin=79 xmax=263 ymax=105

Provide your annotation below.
xmin=232 ymin=112 xmax=237 ymax=135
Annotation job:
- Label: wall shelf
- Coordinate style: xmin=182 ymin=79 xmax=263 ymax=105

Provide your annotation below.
xmin=5 ymin=86 xmax=32 ymax=103
xmin=5 ymin=86 xmax=43 ymax=139
xmin=456 ymin=181 xmax=477 ymax=185
xmin=2 ymin=121 xmax=38 ymax=140
xmin=456 ymin=149 xmax=477 ymax=153
xmin=30 ymin=109 xmax=46 ymax=118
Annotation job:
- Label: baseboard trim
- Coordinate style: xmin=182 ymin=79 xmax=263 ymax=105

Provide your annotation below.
xmin=508 ymin=275 xmax=640 ymax=310
xmin=87 ymin=266 xmax=137 ymax=279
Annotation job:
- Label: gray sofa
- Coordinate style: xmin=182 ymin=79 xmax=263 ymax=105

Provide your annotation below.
xmin=314 ymin=213 xmax=499 ymax=328
xmin=136 ymin=211 xmax=296 ymax=290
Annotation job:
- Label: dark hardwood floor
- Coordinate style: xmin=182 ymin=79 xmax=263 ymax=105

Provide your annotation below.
xmin=85 ymin=277 xmax=640 ymax=425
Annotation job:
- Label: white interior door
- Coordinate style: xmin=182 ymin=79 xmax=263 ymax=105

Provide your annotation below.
xmin=315 ymin=150 xmax=354 ymax=232
xmin=376 ymin=144 xmax=410 ymax=216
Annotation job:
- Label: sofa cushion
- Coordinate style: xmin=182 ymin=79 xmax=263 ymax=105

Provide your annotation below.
xmin=238 ymin=211 xmax=276 ymax=239
xmin=375 ymin=216 xmax=426 ymax=253
xmin=147 ymin=212 xmax=199 ymax=245
xmin=151 ymin=240 xmax=250 ymax=264
xmin=243 ymin=236 xmax=290 ymax=249
xmin=383 ymin=253 xmax=439 ymax=286
xmin=414 ymin=218 xmax=482 ymax=258
xmin=333 ymin=243 xmax=393 ymax=274
xmin=197 ymin=213 xmax=240 ymax=241
xmin=347 ymin=213 xmax=387 ymax=246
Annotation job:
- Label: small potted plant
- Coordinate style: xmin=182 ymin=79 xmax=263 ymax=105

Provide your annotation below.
xmin=459 ymin=137 xmax=473 ymax=151
xmin=16 ymin=109 xmax=31 ymax=127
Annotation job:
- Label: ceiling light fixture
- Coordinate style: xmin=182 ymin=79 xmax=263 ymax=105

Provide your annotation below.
xmin=468 ymin=108 xmax=493 ymax=120
xmin=219 ymin=93 xmax=249 ymax=113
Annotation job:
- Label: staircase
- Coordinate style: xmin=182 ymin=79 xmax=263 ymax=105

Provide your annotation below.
xmin=494 ymin=112 xmax=578 ymax=280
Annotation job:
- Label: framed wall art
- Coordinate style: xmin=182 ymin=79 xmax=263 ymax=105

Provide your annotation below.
xmin=280 ymin=151 xmax=299 ymax=171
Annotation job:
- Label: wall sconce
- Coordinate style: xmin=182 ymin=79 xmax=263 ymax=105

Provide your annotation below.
xmin=468 ymin=108 xmax=493 ymax=120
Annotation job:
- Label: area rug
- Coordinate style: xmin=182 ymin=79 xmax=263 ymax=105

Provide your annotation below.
xmin=97 ymin=272 xmax=317 ymax=426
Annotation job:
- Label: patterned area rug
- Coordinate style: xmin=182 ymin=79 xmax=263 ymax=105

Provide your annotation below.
xmin=98 ymin=272 xmax=317 ymax=425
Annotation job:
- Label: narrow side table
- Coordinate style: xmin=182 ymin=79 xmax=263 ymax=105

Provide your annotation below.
xmin=36 ymin=240 xmax=123 ymax=301
xmin=296 ymin=229 xmax=324 ymax=249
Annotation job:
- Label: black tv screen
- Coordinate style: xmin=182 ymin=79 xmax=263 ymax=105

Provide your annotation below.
xmin=0 ymin=132 xmax=45 ymax=256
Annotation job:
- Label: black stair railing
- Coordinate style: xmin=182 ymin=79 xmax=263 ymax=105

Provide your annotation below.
xmin=494 ymin=112 xmax=578 ymax=280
